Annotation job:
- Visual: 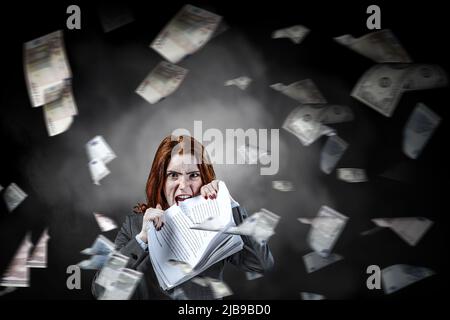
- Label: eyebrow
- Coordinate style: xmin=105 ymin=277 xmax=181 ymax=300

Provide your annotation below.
xmin=166 ymin=170 xmax=200 ymax=174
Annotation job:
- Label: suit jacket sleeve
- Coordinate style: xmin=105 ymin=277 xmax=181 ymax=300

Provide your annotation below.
xmin=226 ymin=206 xmax=275 ymax=274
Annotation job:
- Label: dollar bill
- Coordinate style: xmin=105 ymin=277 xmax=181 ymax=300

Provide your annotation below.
xmin=282 ymin=106 xmax=336 ymax=146
xmin=88 ymin=158 xmax=111 ymax=185
xmin=95 ymin=252 xmax=129 ymax=289
xmin=246 ymin=272 xmax=263 ymax=281
xmin=0 ymin=233 xmax=32 ymax=287
xmin=225 ymin=208 xmax=280 ymax=244
xmin=301 ymin=292 xmax=325 ymax=300
xmin=86 ymin=135 xmax=117 ymax=164
xmin=307 ymin=206 xmax=348 ymax=257
xmin=24 ymin=30 xmax=72 ymax=107
xmin=192 ymin=277 xmax=232 ymax=299
xmin=81 ymin=235 xmax=115 ymax=256
xmin=208 ymin=277 xmax=233 ymax=299
xmin=271 ymin=79 xmax=327 ymax=104
xmin=272 ymin=25 xmax=310 ymax=44
xmin=303 ymin=251 xmax=343 ymax=273
xmin=352 ymin=63 xmax=447 ymax=117
xmin=272 ymin=180 xmax=294 ymax=192
xmin=237 ymin=144 xmax=269 ymax=164
xmin=334 ymin=29 xmax=412 ymax=63
xmin=43 ymin=80 xmax=77 ymax=136
xmin=351 ymin=63 xmax=413 ymax=117
xmin=372 ymin=217 xmax=433 ymax=246
xmin=99 ymin=268 xmax=143 ymax=300
xmin=0 ymin=287 xmax=17 ymax=296
xmin=224 ymin=76 xmax=252 ymax=90
xmin=320 ymin=135 xmax=348 ymax=174
xmin=402 ymin=64 xmax=448 ymax=91
xmin=136 ymin=61 xmax=188 ymax=104
xmin=150 ymin=4 xmax=221 ymax=63
xmin=3 ymin=183 xmax=28 ymax=212
xmin=93 ymin=212 xmax=118 ymax=232
xmin=26 ymin=229 xmax=50 ymax=268
xmin=382 ymin=264 xmax=435 ymax=294
xmin=78 ymin=254 xmax=109 ymax=270
xmin=403 ymin=103 xmax=441 ymax=159
xmin=336 ymin=168 xmax=368 ymax=183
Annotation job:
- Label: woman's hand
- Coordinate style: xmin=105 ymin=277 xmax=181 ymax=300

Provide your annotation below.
xmin=137 ymin=204 xmax=164 ymax=243
xmin=200 ymin=179 xmax=220 ymax=200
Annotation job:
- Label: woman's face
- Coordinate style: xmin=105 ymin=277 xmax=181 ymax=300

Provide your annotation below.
xmin=164 ymin=153 xmax=203 ymax=207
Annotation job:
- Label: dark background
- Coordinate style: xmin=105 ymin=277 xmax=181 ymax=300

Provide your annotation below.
xmin=0 ymin=0 xmax=449 ymax=301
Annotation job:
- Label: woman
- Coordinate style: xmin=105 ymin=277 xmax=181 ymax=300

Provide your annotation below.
xmin=92 ymin=135 xmax=274 ymax=300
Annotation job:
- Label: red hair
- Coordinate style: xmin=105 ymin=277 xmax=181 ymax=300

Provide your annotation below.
xmin=134 ymin=135 xmax=216 ymax=213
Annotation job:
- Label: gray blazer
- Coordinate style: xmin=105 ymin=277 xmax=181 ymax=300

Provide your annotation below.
xmin=92 ymin=206 xmax=274 ymax=300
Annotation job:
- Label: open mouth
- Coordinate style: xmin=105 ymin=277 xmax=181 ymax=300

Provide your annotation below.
xmin=175 ymin=194 xmax=192 ymax=205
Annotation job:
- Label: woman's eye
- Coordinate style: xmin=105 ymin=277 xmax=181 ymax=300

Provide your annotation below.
xmin=190 ymin=173 xmax=200 ymax=179
xmin=168 ymin=173 xmax=178 ymax=179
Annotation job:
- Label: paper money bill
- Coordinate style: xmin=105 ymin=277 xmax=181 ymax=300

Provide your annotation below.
xmin=172 ymin=287 xmax=189 ymax=300
xmin=382 ymin=264 xmax=435 ymax=294
xmin=0 ymin=287 xmax=17 ymax=296
xmin=208 ymin=277 xmax=233 ymax=299
xmin=403 ymin=103 xmax=441 ymax=159
xmin=272 ymin=180 xmax=294 ymax=192
xmin=150 ymin=4 xmax=221 ymax=63
xmin=282 ymin=106 xmax=336 ymax=146
xmin=27 ymin=229 xmax=50 ymax=268
xmin=301 ymin=292 xmax=325 ymax=300
xmin=334 ymin=29 xmax=412 ymax=63
xmin=272 ymin=25 xmax=310 ymax=44
xmin=303 ymin=251 xmax=343 ymax=273
xmin=95 ymin=252 xmax=129 ymax=289
xmin=81 ymin=235 xmax=115 ymax=256
xmin=88 ymin=158 xmax=110 ymax=185
xmin=307 ymin=206 xmax=348 ymax=257
xmin=98 ymin=2 xmax=134 ymax=33
xmin=402 ymin=64 xmax=448 ymax=91
xmin=320 ymin=135 xmax=348 ymax=174
xmin=192 ymin=277 xmax=232 ymax=299
xmin=99 ymin=268 xmax=143 ymax=300
xmin=93 ymin=212 xmax=118 ymax=232
xmin=225 ymin=208 xmax=280 ymax=244
xmin=24 ymin=30 xmax=72 ymax=107
xmin=271 ymin=79 xmax=327 ymax=104
xmin=0 ymin=233 xmax=32 ymax=287
xmin=224 ymin=76 xmax=252 ymax=90
xmin=136 ymin=61 xmax=188 ymax=104
xmin=3 ymin=183 xmax=28 ymax=212
xmin=351 ymin=63 xmax=413 ymax=117
xmin=237 ymin=144 xmax=269 ymax=164
xmin=246 ymin=272 xmax=263 ymax=280
xmin=78 ymin=254 xmax=109 ymax=270
xmin=336 ymin=168 xmax=368 ymax=183
xmin=372 ymin=217 xmax=433 ymax=246
xmin=43 ymin=80 xmax=77 ymax=136
xmin=86 ymin=135 xmax=116 ymax=164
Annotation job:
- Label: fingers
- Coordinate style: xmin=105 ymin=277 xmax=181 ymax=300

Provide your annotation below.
xmin=201 ymin=182 xmax=218 ymax=200
xmin=143 ymin=205 xmax=165 ymax=231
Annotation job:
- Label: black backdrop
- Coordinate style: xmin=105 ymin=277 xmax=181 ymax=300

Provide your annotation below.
xmin=0 ymin=0 xmax=449 ymax=301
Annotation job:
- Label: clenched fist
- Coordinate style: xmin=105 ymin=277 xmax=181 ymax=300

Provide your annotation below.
xmin=137 ymin=204 xmax=164 ymax=243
